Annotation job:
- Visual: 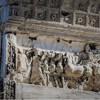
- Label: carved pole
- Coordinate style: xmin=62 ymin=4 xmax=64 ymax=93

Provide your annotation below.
xmin=29 ymin=36 xmax=37 ymax=83
xmin=4 ymin=32 xmax=16 ymax=99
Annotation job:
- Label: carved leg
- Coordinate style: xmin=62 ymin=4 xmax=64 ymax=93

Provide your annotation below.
xmin=54 ymin=76 xmax=59 ymax=87
xmin=46 ymin=74 xmax=50 ymax=86
xmin=61 ymin=76 xmax=65 ymax=88
xmin=39 ymin=72 xmax=46 ymax=86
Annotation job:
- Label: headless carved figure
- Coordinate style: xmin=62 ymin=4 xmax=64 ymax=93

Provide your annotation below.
xmin=55 ymin=61 xmax=64 ymax=88
xmin=49 ymin=60 xmax=57 ymax=87
xmin=43 ymin=59 xmax=50 ymax=86
xmin=14 ymin=48 xmax=32 ymax=83
xmin=30 ymin=56 xmax=46 ymax=86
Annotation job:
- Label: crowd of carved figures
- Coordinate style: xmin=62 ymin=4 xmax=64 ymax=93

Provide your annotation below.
xmin=8 ymin=0 xmax=100 ymax=28
xmin=8 ymin=43 xmax=100 ymax=92
xmin=6 ymin=34 xmax=100 ymax=93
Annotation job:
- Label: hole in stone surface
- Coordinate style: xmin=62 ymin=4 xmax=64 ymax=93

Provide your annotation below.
xmin=61 ymin=11 xmax=70 ymax=16
xmin=89 ymin=43 xmax=96 ymax=50
xmin=10 ymin=2 xmax=19 ymax=6
xmin=57 ymin=37 xmax=60 ymax=42
xmin=69 ymin=40 xmax=72 ymax=43
xmin=13 ymin=32 xmax=16 ymax=35
xmin=29 ymin=37 xmax=37 ymax=40
xmin=6 ymin=31 xmax=13 ymax=34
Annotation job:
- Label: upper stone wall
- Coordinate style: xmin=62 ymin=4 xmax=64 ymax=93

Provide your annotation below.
xmin=8 ymin=0 xmax=100 ymax=28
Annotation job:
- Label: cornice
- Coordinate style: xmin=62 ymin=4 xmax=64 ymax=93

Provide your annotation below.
xmin=5 ymin=17 xmax=100 ymax=44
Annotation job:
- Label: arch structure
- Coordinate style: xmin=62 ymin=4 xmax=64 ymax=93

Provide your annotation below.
xmin=0 ymin=0 xmax=100 ymax=99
